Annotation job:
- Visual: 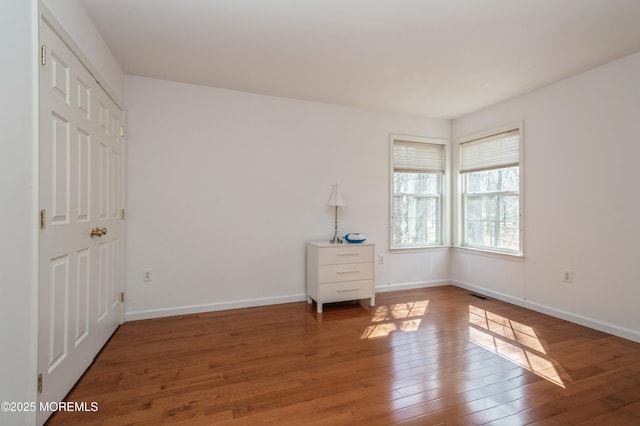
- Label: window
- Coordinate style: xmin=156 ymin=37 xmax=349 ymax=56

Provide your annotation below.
xmin=391 ymin=137 xmax=446 ymax=249
xmin=459 ymin=127 xmax=522 ymax=254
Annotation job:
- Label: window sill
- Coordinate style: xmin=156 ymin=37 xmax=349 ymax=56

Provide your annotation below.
xmin=453 ymin=246 xmax=524 ymax=262
xmin=390 ymin=245 xmax=451 ymax=254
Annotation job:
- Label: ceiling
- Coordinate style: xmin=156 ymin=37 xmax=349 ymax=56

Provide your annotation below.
xmin=79 ymin=0 xmax=640 ymax=119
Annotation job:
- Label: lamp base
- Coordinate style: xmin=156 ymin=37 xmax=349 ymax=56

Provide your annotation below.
xmin=330 ymin=205 xmax=343 ymax=243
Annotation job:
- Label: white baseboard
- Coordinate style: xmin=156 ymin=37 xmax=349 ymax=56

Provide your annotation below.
xmin=450 ymin=280 xmax=527 ymax=307
xmin=125 ymin=293 xmax=308 ymax=321
xmin=124 ymin=281 xmax=449 ymax=321
xmin=451 ymin=279 xmax=640 ymax=343
xmin=375 ymin=279 xmax=450 ymax=293
xmin=125 ymin=280 xmax=639 ymax=344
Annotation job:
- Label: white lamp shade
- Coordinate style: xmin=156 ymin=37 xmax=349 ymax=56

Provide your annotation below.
xmin=327 ymin=184 xmax=346 ymax=207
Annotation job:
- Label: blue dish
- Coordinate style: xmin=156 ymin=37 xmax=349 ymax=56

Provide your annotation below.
xmin=344 ymin=234 xmax=366 ymax=243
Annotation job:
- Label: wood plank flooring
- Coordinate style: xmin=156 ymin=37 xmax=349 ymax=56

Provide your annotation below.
xmin=46 ymin=286 xmax=640 ymax=425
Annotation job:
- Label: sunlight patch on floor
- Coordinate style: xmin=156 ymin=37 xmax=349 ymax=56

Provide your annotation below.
xmin=468 ymin=305 xmax=565 ymax=388
xmin=360 ymin=300 xmax=429 ymax=339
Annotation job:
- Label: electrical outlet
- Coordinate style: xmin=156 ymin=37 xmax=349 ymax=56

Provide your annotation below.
xmin=378 ymin=255 xmax=384 ymax=264
xmin=562 ymin=269 xmax=573 ymax=283
xmin=143 ymin=269 xmax=152 ymax=282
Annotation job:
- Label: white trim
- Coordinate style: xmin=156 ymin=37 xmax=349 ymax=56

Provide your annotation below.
xmin=389 ymin=245 xmax=450 ymax=254
xmin=128 ymin=282 xmax=640 ymax=343
xmin=127 ymin=281 xmax=447 ymax=320
xmin=375 ymin=279 xmax=450 ymax=293
xmin=451 ymin=279 xmax=528 ymax=306
xmin=455 ymin=121 xmax=524 ymax=256
xmin=451 ymin=280 xmax=640 ymax=343
xmin=125 ymin=294 xmax=308 ymax=321
xmin=453 ymin=246 xmax=524 ymax=262
xmin=389 ymin=134 xmax=451 ymax=250
xmin=29 ymin=1 xmax=40 ymax=423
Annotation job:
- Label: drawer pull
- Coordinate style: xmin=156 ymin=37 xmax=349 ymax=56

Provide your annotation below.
xmin=336 ymin=288 xmax=360 ymax=292
xmin=336 ymin=252 xmax=360 ymax=256
xmin=336 ymin=270 xmax=360 ymax=274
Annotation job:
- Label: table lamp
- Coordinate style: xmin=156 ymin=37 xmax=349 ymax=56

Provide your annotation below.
xmin=327 ymin=184 xmax=346 ymax=243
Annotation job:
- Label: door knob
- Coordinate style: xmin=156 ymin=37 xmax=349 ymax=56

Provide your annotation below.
xmin=90 ymin=227 xmax=108 ymax=237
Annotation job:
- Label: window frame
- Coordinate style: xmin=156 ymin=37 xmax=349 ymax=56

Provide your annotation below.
xmin=456 ymin=124 xmax=523 ymax=257
xmin=390 ymin=135 xmax=449 ymax=251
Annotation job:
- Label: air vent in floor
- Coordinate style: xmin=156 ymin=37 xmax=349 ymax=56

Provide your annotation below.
xmin=468 ymin=293 xmax=488 ymax=300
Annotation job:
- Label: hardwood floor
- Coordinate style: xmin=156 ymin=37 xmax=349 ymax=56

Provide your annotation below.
xmin=47 ymin=286 xmax=640 ymax=425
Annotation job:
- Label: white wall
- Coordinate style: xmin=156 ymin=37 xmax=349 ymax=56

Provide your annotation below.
xmin=0 ymin=2 xmax=38 ymax=425
xmin=451 ymin=52 xmax=640 ymax=341
xmin=124 ymin=76 xmax=451 ymax=319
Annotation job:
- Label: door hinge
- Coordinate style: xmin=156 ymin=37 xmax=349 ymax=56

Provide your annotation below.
xmin=40 ymin=209 xmax=46 ymax=230
xmin=119 ymin=125 xmax=126 ymax=137
xmin=120 ymin=292 xmax=125 ymax=303
xmin=40 ymin=45 xmax=46 ymax=65
xmin=121 ymin=209 xmax=126 ymax=220
xmin=37 ymin=374 xmax=43 ymax=394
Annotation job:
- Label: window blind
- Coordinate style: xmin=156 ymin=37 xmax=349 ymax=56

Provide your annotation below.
xmin=393 ymin=140 xmax=445 ymax=174
xmin=459 ymin=129 xmax=520 ymax=173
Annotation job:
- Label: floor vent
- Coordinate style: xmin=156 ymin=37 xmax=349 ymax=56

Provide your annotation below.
xmin=468 ymin=293 xmax=488 ymax=300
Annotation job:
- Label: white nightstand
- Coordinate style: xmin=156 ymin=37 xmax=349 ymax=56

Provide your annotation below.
xmin=306 ymin=241 xmax=375 ymax=313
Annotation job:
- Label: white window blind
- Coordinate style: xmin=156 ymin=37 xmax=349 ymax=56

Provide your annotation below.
xmin=459 ymin=129 xmax=520 ymax=173
xmin=393 ymin=140 xmax=445 ymax=174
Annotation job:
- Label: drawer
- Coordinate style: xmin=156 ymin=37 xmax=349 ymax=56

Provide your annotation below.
xmin=318 ymin=280 xmax=373 ymax=302
xmin=318 ymin=262 xmax=373 ymax=283
xmin=318 ymin=245 xmax=374 ymax=265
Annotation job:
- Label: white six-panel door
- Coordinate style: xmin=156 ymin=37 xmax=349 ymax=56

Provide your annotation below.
xmin=37 ymin=19 xmax=124 ymax=425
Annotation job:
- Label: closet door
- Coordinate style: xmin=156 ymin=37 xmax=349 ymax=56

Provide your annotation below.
xmin=37 ymin=19 xmax=124 ymax=425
